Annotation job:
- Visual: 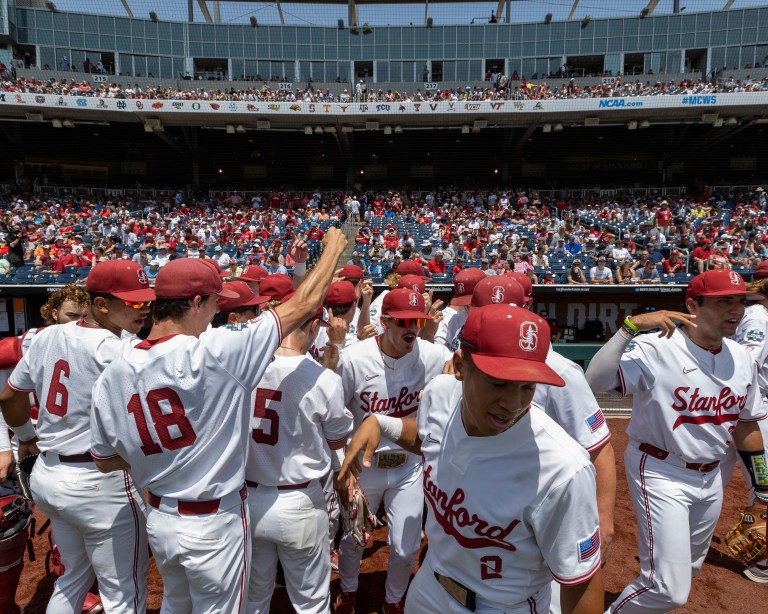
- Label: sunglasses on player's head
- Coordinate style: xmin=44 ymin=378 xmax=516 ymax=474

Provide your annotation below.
xmin=124 ymin=300 xmax=153 ymax=310
xmin=385 ymin=317 xmax=427 ymax=329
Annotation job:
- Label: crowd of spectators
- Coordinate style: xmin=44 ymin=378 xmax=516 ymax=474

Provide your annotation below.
xmin=2 ymin=185 xmax=768 ymax=286
xmin=2 ymin=71 xmax=767 ymax=103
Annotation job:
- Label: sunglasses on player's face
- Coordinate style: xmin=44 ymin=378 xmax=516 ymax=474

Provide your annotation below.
xmin=124 ymin=300 xmax=153 ymax=310
xmin=386 ymin=317 xmax=427 ymax=329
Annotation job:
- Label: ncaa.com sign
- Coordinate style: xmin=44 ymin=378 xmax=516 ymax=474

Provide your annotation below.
xmin=598 ymin=98 xmax=644 ymax=108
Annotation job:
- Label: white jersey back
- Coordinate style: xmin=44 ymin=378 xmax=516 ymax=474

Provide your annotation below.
xmin=90 ymin=311 xmax=281 ymax=500
xmin=9 ymin=322 xmax=128 ymax=455
xmin=417 ymin=376 xmax=601 ymax=605
xmin=731 ymin=303 xmax=768 ymax=397
xmin=619 ymin=329 xmax=766 ymax=463
xmin=433 ymin=306 xmax=458 ymax=347
xmin=245 ymin=354 xmax=353 ymax=486
xmin=533 ymin=348 xmax=611 ymax=452
xmin=338 ymin=337 xmax=452 ymax=452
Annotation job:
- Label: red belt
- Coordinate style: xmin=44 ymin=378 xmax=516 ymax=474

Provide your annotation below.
xmin=245 ymin=479 xmax=310 ymax=491
xmin=639 ymin=443 xmax=720 ymax=473
xmin=148 ymin=485 xmax=247 ymax=515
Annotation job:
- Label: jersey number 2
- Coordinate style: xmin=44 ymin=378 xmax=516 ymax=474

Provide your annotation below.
xmin=252 ymin=388 xmax=281 ymax=446
xmin=127 ymin=388 xmax=197 ymax=456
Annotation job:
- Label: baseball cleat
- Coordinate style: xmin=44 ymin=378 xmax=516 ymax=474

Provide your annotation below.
xmin=82 ymin=593 xmax=103 ymax=613
xmin=382 ymin=600 xmax=405 ymax=614
xmin=743 ymin=558 xmax=768 ymax=583
xmin=330 ymin=548 xmax=339 ymax=572
xmin=334 ymin=590 xmax=356 ymax=614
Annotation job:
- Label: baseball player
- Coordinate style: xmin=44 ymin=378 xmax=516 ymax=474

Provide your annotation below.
xmin=337 ymin=264 xmax=375 ymax=339
xmin=239 ymin=264 xmax=269 ymax=295
xmin=369 ymin=260 xmax=430 ymax=334
xmin=245 ymin=303 xmax=353 ymax=614
xmin=433 ymin=268 xmax=486 ymax=348
xmin=212 ymin=280 xmax=271 ymax=327
xmin=586 ymin=270 xmax=768 ymax=613
xmin=89 ymin=230 xmax=346 ymax=613
xmin=335 ymin=288 xmax=453 ymax=614
xmin=0 ymin=261 xmax=154 ymax=613
xmin=724 ymin=274 xmax=768 ymax=582
xmin=340 ymin=305 xmax=605 ymax=613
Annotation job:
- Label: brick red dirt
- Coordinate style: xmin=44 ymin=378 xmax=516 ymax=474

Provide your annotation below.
xmin=14 ymin=419 xmax=763 ymax=613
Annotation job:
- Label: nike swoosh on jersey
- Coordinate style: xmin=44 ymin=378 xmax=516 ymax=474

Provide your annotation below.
xmin=683 ymin=367 xmax=698 ymax=374
xmin=426 ymin=434 xmax=440 ymax=444
xmin=365 ymin=374 xmax=379 ymax=381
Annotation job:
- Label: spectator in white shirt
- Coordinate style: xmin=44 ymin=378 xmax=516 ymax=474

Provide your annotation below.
xmin=610 ymin=239 xmax=631 ymax=262
xmin=214 ymin=245 xmax=231 ymax=268
xmin=589 ymin=257 xmax=614 ymax=284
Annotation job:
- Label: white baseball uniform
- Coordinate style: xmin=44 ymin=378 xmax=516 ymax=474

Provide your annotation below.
xmin=245 ymin=354 xmax=353 ymax=614
xmin=534 ymin=348 xmax=611 ymax=614
xmin=90 ymin=311 xmax=282 ymax=614
xmin=437 ymin=308 xmax=468 ymax=352
xmin=723 ymin=303 xmax=768 ymax=504
xmin=607 ymin=330 xmax=766 ymax=613
xmin=406 ymin=375 xmax=601 ymax=613
xmin=337 ymin=336 xmax=452 ymax=604
xmin=368 ymin=290 xmax=389 ymax=334
xmin=8 ymin=321 xmax=148 ymax=614
xmin=433 ymin=305 xmax=458 ymax=347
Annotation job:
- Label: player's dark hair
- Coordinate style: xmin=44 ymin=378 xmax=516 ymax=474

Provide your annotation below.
xmin=211 ymin=305 xmax=259 ymax=328
xmin=152 ymin=295 xmax=213 ymax=322
xmin=330 ymin=302 xmax=355 ymax=317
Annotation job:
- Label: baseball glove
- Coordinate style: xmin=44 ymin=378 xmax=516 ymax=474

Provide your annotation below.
xmin=725 ymin=504 xmax=767 ymax=566
xmin=14 ymin=454 xmax=38 ymax=503
xmin=342 ymin=486 xmax=377 ymax=549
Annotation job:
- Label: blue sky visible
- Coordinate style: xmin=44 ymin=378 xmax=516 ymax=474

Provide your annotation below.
xmin=48 ymin=0 xmax=768 ymax=26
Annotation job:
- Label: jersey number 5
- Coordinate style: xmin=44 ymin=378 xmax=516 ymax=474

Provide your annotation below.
xmin=127 ymin=388 xmax=197 ymax=456
xmin=252 ymin=388 xmax=281 ymax=446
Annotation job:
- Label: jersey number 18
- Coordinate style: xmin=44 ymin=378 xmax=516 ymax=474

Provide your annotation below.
xmin=127 ymin=388 xmax=197 ymax=455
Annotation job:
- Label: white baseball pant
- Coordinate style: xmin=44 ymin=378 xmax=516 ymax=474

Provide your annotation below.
xmin=322 ymin=469 xmax=340 ymax=554
xmin=30 ymin=452 xmax=148 ymax=614
xmin=247 ymin=481 xmax=330 ymax=614
xmin=405 ymin=554 xmax=550 ymax=614
xmin=338 ymin=459 xmax=423 ymax=604
xmin=146 ymin=486 xmax=250 ymax=614
xmin=609 ymin=444 xmax=723 ymax=614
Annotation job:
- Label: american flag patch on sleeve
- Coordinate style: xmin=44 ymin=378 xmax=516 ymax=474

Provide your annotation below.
xmin=585 ymin=410 xmax=605 ymax=433
xmin=578 ymin=528 xmax=601 ymax=562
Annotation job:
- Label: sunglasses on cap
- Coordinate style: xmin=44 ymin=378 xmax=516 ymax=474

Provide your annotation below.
xmin=123 ymin=300 xmax=153 ymax=310
xmin=385 ymin=317 xmax=427 ymax=329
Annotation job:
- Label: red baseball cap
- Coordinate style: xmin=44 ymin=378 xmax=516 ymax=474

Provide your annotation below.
xmin=217 ymin=281 xmax=270 ymax=313
xmin=339 ymin=264 xmax=364 ymax=281
xmin=382 ymin=288 xmax=427 ymax=319
xmin=460 ymin=305 xmax=564 ymax=386
xmin=155 ymin=259 xmax=238 ymax=299
xmin=239 ymin=265 xmax=269 ymax=283
xmin=452 ymin=269 xmax=486 ymax=306
xmin=753 ymin=260 xmax=768 ymax=280
xmin=86 ymin=260 xmax=156 ymax=302
xmin=325 ymin=281 xmax=358 ymax=307
xmin=259 ymin=274 xmax=294 ymax=302
xmin=471 ymin=277 xmax=525 ymax=308
xmin=505 ymin=271 xmax=533 ymax=301
xmin=685 ymin=270 xmax=764 ymax=301
xmin=396 ymin=260 xmax=429 ymax=279
xmin=396 ymin=274 xmax=426 ymax=293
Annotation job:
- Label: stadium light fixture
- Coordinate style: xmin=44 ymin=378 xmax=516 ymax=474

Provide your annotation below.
xmin=542 ymin=124 xmax=552 ymax=133
xmin=149 ymin=11 xmax=158 ymax=23
xmin=341 ymin=126 xmax=354 ymax=133
xmin=324 ymin=126 xmax=337 ymax=133
xmin=473 ymin=120 xmax=487 ymax=130
xmin=365 ymin=121 xmax=379 ymax=130
xmin=584 ymin=117 xmax=600 ymax=126
xmin=461 ymin=125 xmax=470 ymax=134
xmin=713 ymin=118 xmax=724 ymax=127
xmin=393 ymin=126 xmax=403 ymax=134
xmin=627 ymin=120 xmax=638 ymax=130
xmin=314 ymin=126 xmax=324 ymax=134
xmin=256 ymin=120 xmax=271 ymax=129
xmin=725 ymin=117 xmax=738 ymax=125
xmin=553 ymin=123 xmax=563 ymax=131
xmin=702 ymin=113 xmax=719 ymax=123
xmin=250 ymin=16 xmax=257 ymax=27
xmin=51 ymin=119 xmax=63 ymax=128
xmin=304 ymin=126 xmax=313 ymax=135
xmin=25 ymin=113 xmax=44 ymax=122
xmin=235 ymin=125 xmax=246 ymax=133
xmin=226 ymin=124 xmax=236 ymax=134
xmin=62 ymin=119 xmax=75 ymax=128
xmin=639 ymin=120 xmax=651 ymax=129
xmin=383 ymin=126 xmax=393 ymax=135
